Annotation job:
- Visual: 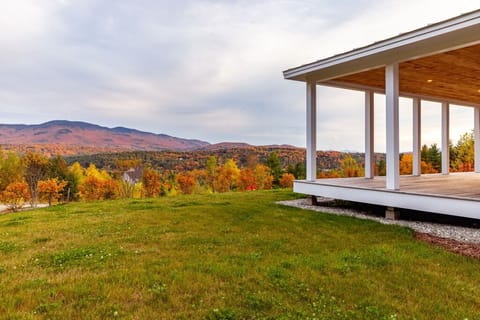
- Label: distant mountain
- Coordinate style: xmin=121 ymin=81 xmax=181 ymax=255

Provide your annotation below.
xmin=198 ymin=142 xmax=298 ymax=151
xmin=0 ymin=120 xmax=209 ymax=152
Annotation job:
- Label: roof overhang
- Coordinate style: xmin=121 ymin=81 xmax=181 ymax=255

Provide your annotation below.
xmin=283 ymin=10 xmax=480 ymax=106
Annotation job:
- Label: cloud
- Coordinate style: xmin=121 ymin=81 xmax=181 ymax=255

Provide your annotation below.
xmin=0 ymin=0 xmax=477 ymax=149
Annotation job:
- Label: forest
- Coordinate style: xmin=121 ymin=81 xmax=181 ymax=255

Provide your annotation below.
xmin=0 ymin=131 xmax=474 ymax=211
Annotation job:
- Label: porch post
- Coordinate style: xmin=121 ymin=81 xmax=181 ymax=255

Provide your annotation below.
xmin=385 ymin=63 xmax=400 ymax=190
xmin=306 ymin=80 xmax=317 ymax=181
xmin=412 ymin=97 xmax=421 ymax=176
xmin=441 ymin=102 xmax=450 ymax=175
xmin=365 ymin=90 xmax=374 ymax=179
xmin=475 ymin=107 xmax=480 ymax=173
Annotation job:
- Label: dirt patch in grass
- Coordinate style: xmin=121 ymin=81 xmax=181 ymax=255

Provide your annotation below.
xmin=415 ymin=232 xmax=480 ymax=260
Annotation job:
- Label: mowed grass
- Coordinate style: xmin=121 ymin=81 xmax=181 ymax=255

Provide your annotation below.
xmin=0 ymin=190 xmax=479 ymax=319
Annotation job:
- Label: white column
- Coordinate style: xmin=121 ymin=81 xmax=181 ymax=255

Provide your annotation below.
xmin=412 ymin=97 xmax=421 ymax=176
xmin=365 ymin=91 xmax=374 ymax=178
xmin=441 ymin=102 xmax=450 ymax=175
xmin=306 ymin=80 xmax=317 ymax=181
xmin=474 ymin=107 xmax=480 ymax=173
xmin=385 ymin=63 xmax=400 ymax=190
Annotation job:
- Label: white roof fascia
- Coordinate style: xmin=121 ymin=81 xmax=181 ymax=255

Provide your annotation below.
xmin=283 ymin=10 xmax=480 ymax=82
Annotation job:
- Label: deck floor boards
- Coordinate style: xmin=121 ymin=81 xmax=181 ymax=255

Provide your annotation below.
xmin=295 ymin=172 xmax=480 ymax=218
xmin=313 ymin=172 xmax=480 ymax=200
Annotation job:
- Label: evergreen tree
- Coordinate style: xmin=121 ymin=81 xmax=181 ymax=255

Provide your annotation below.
xmin=265 ymin=152 xmax=282 ymax=185
xmin=426 ymin=143 xmax=441 ymax=171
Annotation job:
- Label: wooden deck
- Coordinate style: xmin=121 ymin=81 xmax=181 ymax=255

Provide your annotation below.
xmin=294 ymin=172 xmax=480 ymax=219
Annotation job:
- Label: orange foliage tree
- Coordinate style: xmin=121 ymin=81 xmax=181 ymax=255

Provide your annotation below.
xmin=399 ymin=154 xmax=413 ymax=175
xmin=142 ymin=168 xmax=161 ymax=197
xmin=215 ymin=159 xmax=240 ymax=192
xmin=38 ymin=178 xmax=68 ymax=206
xmin=279 ymin=173 xmax=295 ymax=188
xmin=79 ymin=176 xmax=103 ymax=201
xmin=238 ymin=168 xmax=257 ymax=191
xmin=79 ymin=176 xmax=117 ymax=201
xmin=318 ymin=170 xmax=341 ymax=178
xmin=176 ymin=172 xmax=197 ymax=194
xmin=0 ymin=181 xmax=30 ymax=212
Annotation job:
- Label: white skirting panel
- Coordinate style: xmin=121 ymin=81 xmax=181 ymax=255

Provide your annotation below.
xmin=294 ymin=180 xmax=480 ymax=219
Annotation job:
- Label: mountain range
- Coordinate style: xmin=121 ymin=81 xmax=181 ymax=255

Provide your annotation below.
xmin=0 ymin=120 xmax=297 ymax=156
xmin=0 ymin=120 xmax=208 ymax=152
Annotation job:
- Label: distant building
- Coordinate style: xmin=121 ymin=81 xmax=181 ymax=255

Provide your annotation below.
xmin=122 ymin=167 xmax=143 ymax=184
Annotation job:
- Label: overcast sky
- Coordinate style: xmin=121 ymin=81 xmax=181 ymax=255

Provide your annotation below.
xmin=0 ymin=1 xmax=478 ymax=151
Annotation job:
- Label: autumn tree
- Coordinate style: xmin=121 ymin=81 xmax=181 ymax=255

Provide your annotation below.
xmin=399 ymin=153 xmax=413 ymax=175
xmin=215 ymin=159 xmax=240 ymax=192
xmin=0 ymin=151 xmax=23 ymax=191
xmin=318 ymin=170 xmax=341 ymax=178
xmin=116 ymin=159 xmax=142 ymax=172
xmin=238 ymin=168 xmax=257 ymax=191
xmin=339 ymin=155 xmax=363 ymax=177
xmin=205 ymin=156 xmax=218 ymax=192
xmin=67 ymin=162 xmax=85 ymax=201
xmin=69 ymin=162 xmax=85 ymax=184
xmin=85 ymin=163 xmax=111 ymax=180
xmin=0 ymin=181 xmax=30 ymax=212
xmin=23 ymin=152 xmax=49 ymax=207
xmin=38 ymin=178 xmax=68 ymax=206
xmin=142 ymin=168 xmax=161 ymax=197
xmin=102 ymin=179 xmax=118 ymax=200
xmin=279 ymin=173 xmax=295 ymax=188
xmin=254 ymin=164 xmax=273 ymax=190
xmin=421 ymin=160 xmax=437 ymax=174
xmin=78 ymin=164 xmax=116 ymax=201
xmin=176 ymin=171 xmax=197 ymax=194
xmin=79 ymin=176 xmax=104 ymax=201
xmin=190 ymin=169 xmax=207 ymax=191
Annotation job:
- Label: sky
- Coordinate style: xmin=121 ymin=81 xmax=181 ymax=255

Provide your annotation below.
xmin=0 ymin=1 xmax=479 ymax=151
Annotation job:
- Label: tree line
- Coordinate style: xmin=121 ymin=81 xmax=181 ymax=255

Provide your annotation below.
xmin=0 ymin=151 xmax=298 ymax=212
xmin=1 ymin=131 xmax=474 ymax=211
xmin=318 ymin=131 xmax=475 ymax=178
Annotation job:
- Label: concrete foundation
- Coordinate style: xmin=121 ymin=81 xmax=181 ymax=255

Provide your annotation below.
xmin=385 ymin=207 xmax=400 ymax=220
xmin=307 ymin=195 xmax=319 ymax=206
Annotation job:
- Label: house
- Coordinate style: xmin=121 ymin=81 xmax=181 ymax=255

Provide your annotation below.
xmin=283 ymin=9 xmax=480 ymax=219
xmin=122 ymin=167 xmax=144 ymax=185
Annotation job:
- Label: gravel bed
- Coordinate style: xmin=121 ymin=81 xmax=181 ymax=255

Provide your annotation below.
xmin=278 ymin=198 xmax=480 ymax=244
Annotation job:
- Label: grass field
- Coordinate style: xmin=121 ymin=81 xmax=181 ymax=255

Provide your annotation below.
xmin=0 ymin=190 xmax=479 ymax=319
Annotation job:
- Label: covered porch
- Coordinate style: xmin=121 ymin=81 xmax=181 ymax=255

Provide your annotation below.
xmin=295 ymin=173 xmax=480 ymax=219
xmin=283 ymin=10 xmax=480 ymax=219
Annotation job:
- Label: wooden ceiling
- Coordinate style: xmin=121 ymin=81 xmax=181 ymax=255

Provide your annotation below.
xmin=330 ymin=44 xmax=480 ymax=106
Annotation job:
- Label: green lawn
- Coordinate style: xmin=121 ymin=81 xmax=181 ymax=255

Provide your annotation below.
xmin=0 ymin=190 xmax=479 ymax=319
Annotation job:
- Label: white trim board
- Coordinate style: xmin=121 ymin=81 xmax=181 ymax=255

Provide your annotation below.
xmin=294 ymin=180 xmax=480 ymax=219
